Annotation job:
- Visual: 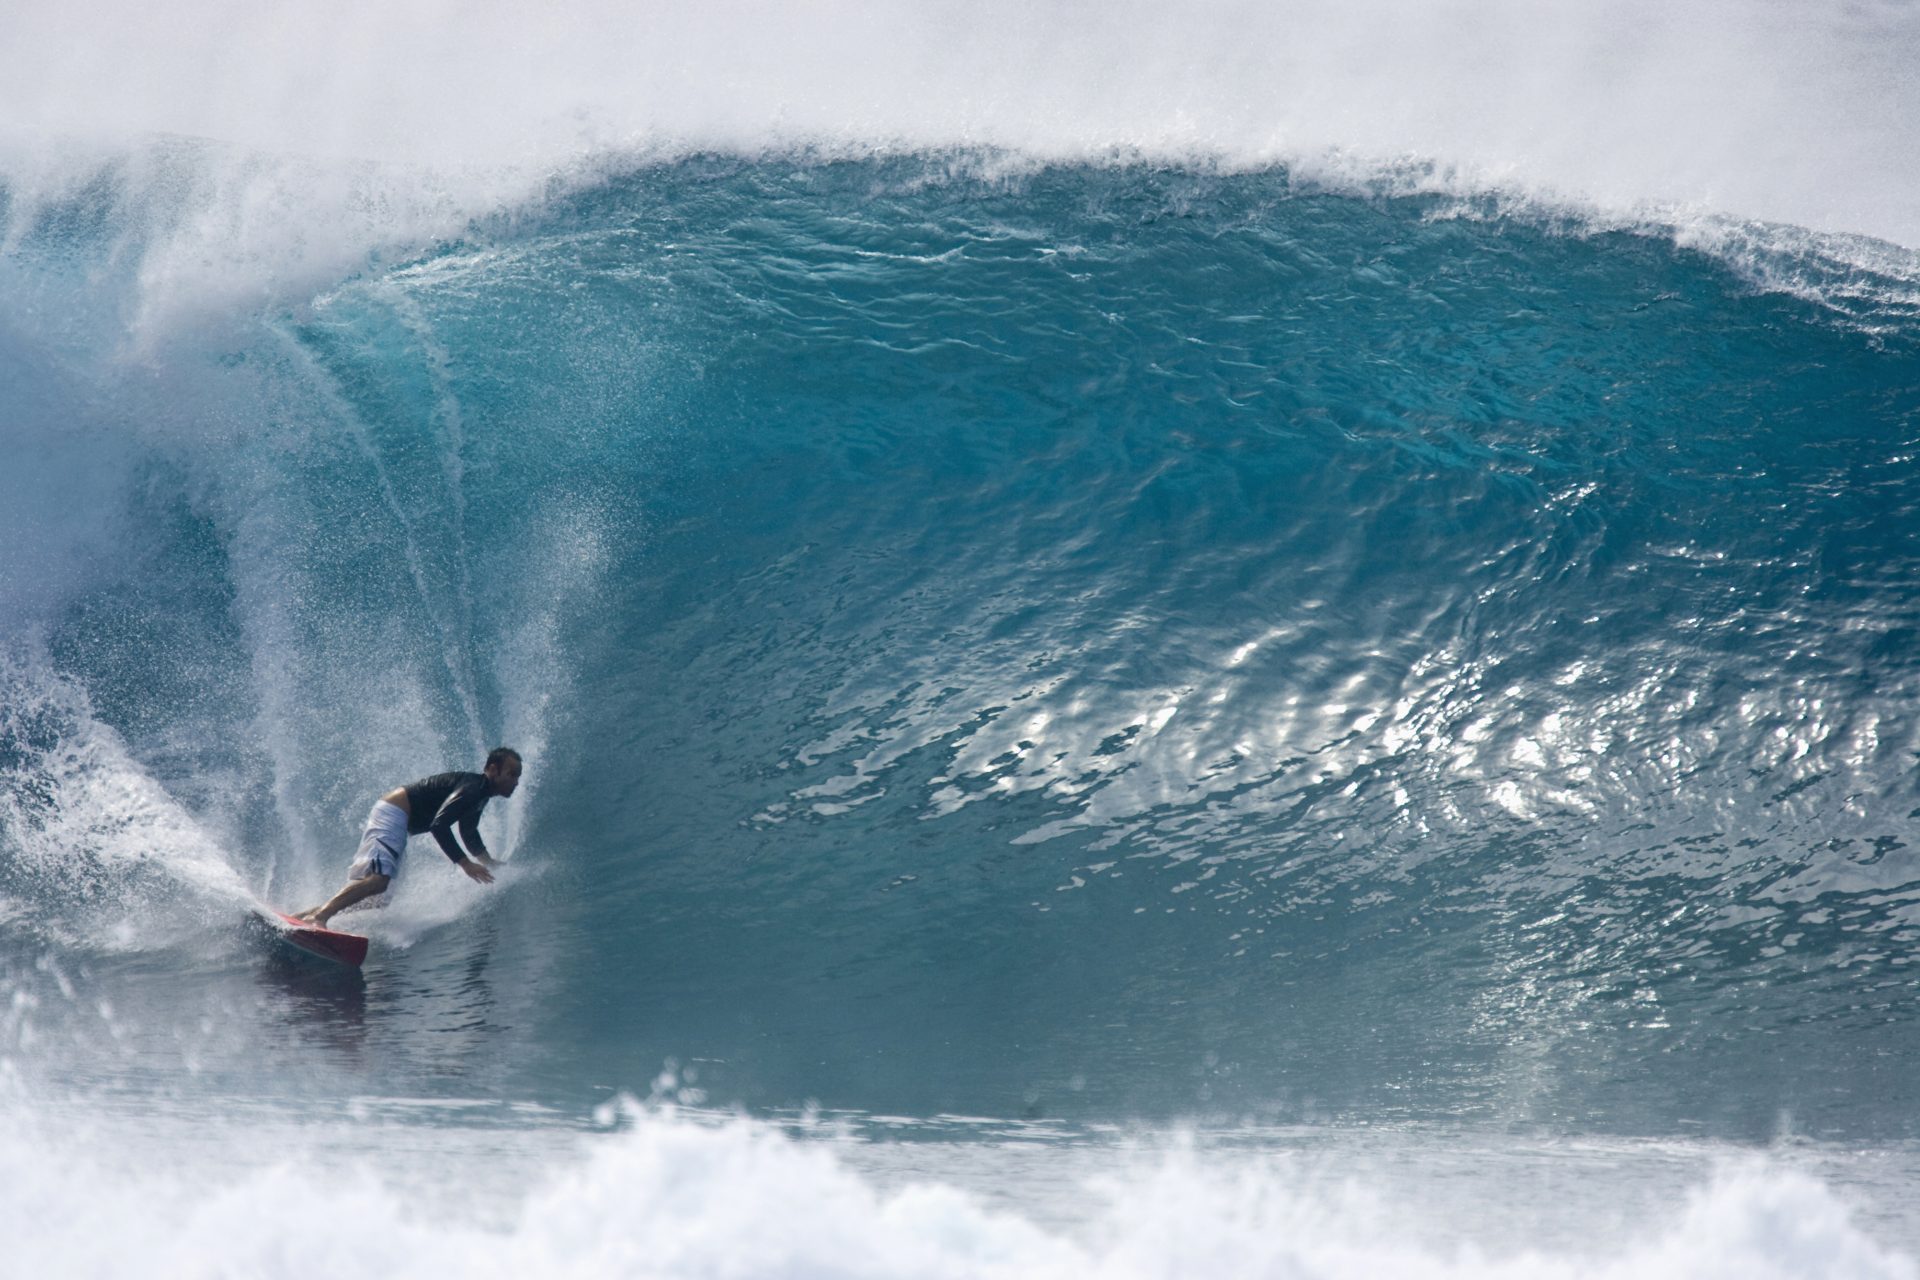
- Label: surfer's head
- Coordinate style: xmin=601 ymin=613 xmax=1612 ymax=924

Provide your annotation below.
xmin=485 ymin=746 xmax=524 ymax=796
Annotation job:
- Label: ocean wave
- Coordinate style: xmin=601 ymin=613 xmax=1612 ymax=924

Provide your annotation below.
xmin=8 ymin=0 xmax=1920 ymax=241
xmin=3 ymin=1097 xmax=1914 ymax=1279
xmin=3 ymin=144 xmax=1916 ymax=360
xmin=3 ymin=150 xmax=1918 ymax=1130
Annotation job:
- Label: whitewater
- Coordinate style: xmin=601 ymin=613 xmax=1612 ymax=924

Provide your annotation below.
xmin=5 ymin=1 xmax=1920 ymax=1274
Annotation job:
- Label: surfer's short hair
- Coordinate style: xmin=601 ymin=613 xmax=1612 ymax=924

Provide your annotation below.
xmin=486 ymin=746 xmax=523 ymax=771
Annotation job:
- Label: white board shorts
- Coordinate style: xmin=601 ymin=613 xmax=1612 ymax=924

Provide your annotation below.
xmin=347 ymin=800 xmax=409 ymax=880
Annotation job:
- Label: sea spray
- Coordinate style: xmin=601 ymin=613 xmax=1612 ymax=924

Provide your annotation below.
xmin=0 ymin=1097 xmax=1914 ymax=1279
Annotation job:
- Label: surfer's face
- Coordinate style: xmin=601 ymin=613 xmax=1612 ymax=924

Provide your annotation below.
xmin=487 ymin=757 xmax=524 ymax=796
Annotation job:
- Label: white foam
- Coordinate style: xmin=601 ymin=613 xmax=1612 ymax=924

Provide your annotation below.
xmin=7 ymin=1 xmax=1917 ymax=235
xmin=1 ymin=1099 xmax=1913 ymax=1279
xmin=4 ymin=0 xmax=1919 ymax=337
xmin=0 ymin=652 xmax=251 ymax=947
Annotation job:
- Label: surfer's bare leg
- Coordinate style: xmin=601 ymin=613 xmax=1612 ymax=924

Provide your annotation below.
xmin=299 ymin=874 xmax=391 ymax=927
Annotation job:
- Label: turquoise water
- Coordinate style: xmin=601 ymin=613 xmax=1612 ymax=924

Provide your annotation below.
xmin=6 ymin=5 xmax=1920 ymax=1272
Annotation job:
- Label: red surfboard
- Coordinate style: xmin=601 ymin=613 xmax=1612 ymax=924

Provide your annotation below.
xmin=252 ymin=903 xmax=369 ymax=968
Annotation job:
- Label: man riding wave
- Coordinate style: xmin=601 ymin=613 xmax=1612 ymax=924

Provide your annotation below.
xmin=297 ymin=747 xmax=522 ymax=928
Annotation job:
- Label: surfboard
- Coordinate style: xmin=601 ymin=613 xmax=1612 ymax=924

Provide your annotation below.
xmin=250 ymin=902 xmax=369 ymax=968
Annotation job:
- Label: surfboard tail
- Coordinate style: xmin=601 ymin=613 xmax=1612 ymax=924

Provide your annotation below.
xmin=250 ymin=903 xmax=369 ymax=968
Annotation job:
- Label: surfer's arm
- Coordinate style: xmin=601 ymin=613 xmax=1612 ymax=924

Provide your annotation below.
xmin=428 ymin=821 xmax=496 ymax=882
xmin=457 ymin=816 xmax=497 ymax=866
xmin=429 ymin=826 xmax=468 ymax=863
xmin=424 ymin=777 xmax=496 ymax=880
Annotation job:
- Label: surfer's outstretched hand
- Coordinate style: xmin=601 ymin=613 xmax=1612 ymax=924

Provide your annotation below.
xmin=461 ymin=858 xmax=496 ymax=884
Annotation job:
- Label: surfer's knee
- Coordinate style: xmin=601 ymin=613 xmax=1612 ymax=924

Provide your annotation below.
xmin=359 ymin=873 xmax=391 ymax=895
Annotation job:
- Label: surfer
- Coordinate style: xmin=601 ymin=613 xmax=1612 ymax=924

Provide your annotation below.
xmin=296 ymin=748 xmax=523 ymax=927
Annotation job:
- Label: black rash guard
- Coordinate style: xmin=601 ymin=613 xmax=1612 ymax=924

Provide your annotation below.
xmin=403 ymin=771 xmax=495 ymax=863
